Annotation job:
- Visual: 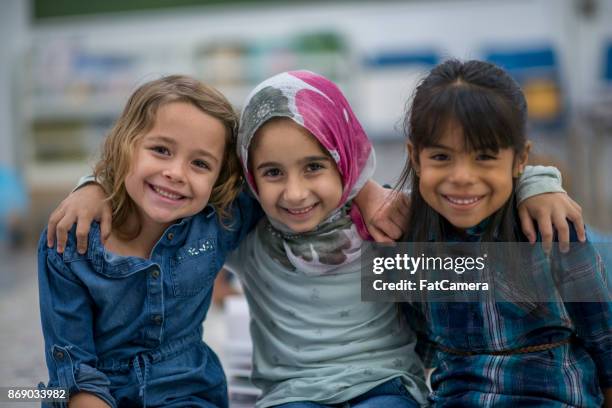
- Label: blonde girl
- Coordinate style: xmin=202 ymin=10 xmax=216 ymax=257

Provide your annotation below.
xmin=38 ymin=75 xmax=260 ymax=408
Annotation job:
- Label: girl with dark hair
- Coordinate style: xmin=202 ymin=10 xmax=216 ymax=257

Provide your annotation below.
xmin=399 ymin=59 xmax=611 ymax=406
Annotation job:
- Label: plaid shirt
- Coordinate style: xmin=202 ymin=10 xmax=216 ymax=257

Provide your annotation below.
xmin=403 ymin=224 xmax=612 ymax=407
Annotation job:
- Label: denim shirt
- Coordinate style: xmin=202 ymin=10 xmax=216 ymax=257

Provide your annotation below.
xmin=37 ymin=191 xmax=261 ymax=406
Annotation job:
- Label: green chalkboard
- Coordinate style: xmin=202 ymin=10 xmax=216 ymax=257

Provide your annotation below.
xmin=33 ymin=0 xmax=340 ymax=20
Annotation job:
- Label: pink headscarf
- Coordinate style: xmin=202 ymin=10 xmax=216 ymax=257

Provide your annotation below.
xmin=238 ymin=70 xmax=376 ymax=240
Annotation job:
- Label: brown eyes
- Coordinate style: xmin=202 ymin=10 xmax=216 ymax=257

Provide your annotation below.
xmin=430 ymin=154 xmax=449 ymax=161
xmin=192 ymin=160 xmax=210 ymax=170
xmin=262 ymin=168 xmax=282 ymax=178
xmin=306 ymin=163 xmax=325 ymax=172
xmin=150 ymin=146 xmax=170 ymax=155
xmin=261 ymin=162 xmax=325 ymax=178
xmin=149 ymin=146 xmax=210 ymax=170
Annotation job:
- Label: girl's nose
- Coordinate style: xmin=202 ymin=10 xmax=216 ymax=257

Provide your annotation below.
xmin=449 ymin=162 xmax=476 ymax=185
xmin=162 ymin=161 xmax=186 ymax=183
xmin=283 ymin=177 xmax=308 ymax=203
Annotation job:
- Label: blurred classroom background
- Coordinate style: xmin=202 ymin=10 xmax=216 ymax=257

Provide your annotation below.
xmin=2 ymin=0 xmax=612 ymax=248
xmin=0 ymin=0 xmax=611 ymax=406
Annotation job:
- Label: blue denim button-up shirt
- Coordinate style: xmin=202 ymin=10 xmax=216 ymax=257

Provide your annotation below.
xmin=38 ymin=192 xmax=261 ymax=406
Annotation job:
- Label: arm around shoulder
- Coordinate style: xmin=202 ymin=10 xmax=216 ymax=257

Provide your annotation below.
xmin=220 ymin=189 xmax=264 ymax=253
xmin=47 ymin=178 xmax=111 ymax=254
xmin=516 ymin=165 xmax=564 ymax=204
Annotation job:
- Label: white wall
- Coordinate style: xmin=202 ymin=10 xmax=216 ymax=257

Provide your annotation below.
xmin=28 ymin=0 xmax=611 ymax=104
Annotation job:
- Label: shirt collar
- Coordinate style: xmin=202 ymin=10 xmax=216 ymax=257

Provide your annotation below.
xmin=465 ymin=217 xmax=491 ymax=237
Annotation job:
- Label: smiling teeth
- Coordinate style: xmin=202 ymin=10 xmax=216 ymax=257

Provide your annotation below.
xmin=286 ymin=205 xmax=314 ymax=214
xmin=446 ymin=196 xmax=480 ymax=205
xmin=153 ymin=185 xmax=182 ymax=200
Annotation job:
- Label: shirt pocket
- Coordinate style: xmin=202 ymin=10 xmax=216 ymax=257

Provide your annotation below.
xmin=169 ymin=236 xmax=217 ymax=298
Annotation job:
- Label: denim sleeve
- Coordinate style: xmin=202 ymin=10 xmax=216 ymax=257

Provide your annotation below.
xmin=37 ymin=232 xmax=116 ymax=407
xmin=515 ymin=165 xmax=565 ymax=204
xmin=221 ymin=189 xmax=264 ymax=253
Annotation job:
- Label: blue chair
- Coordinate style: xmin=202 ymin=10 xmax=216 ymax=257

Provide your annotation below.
xmin=484 ymin=46 xmax=565 ymax=132
xmin=0 ymin=165 xmax=28 ymax=246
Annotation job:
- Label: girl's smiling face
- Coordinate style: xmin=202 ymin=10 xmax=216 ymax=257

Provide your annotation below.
xmin=124 ymin=101 xmax=226 ymax=230
xmin=410 ymin=123 xmax=529 ymax=230
xmin=250 ymin=118 xmax=343 ymax=233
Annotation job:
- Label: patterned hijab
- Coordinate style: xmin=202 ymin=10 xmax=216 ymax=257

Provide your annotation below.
xmin=238 ymin=70 xmax=376 ymax=275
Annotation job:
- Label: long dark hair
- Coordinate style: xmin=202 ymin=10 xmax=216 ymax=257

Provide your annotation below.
xmin=398 ymin=59 xmax=529 ymax=242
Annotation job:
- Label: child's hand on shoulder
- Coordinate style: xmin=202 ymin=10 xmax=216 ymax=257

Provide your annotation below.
xmin=518 ymin=191 xmax=585 ymax=252
xmin=368 ymin=190 xmax=410 ymax=243
xmin=354 ymin=181 xmax=408 ymax=242
xmin=47 ymin=183 xmax=112 ymax=254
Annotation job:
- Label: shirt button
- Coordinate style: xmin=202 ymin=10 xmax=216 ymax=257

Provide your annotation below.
xmin=53 ymin=350 xmax=65 ymax=360
xmin=167 ymin=232 xmax=174 ymax=240
xmin=152 ymin=315 xmax=163 ymax=325
xmin=151 ymin=269 xmax=160 ymax=279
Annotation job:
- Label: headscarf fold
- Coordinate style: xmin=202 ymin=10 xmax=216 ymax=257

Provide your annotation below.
xmin=238 ymin=70 xmax=376 ymax=275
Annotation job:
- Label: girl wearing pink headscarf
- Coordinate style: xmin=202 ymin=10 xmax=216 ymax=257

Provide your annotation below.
xmin=224 ymin=70 xmax=429 ymax=408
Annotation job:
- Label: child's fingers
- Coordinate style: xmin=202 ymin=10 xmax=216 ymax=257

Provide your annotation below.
xmin=377 ymin=195 xmax=408 ymax=239
xmin=368 ymin=226 xmax=395 ymax=243
xmin=383 ymin=217 xmax=404 ymax=240
xmin=573 ymin=220 xmax=586 ymax=243
xmin=54 ymin=216 xmax=75 ymax=254
xmin=394 ymin=193 xmax=411 ymax=220
xmin=373 ymin=217 xmax=403 ymax=241
xmin=75 ymin=219 xmax=91 ymax=254
xmin=568 ymin=197 xmax=582 ymax=214
xmin=552 ymin=211 xmax=570 ymax=253
xmin=47 ymin=206 xmax=65 ymax=248
xmin=370 ymin=233 xmax=393 ymax=243
xmin=567 ymin=201 xmax=586 ymax=242
xmin=518 ymin=205 xmax=536 ymax=244
xmin=537 ymin=217 xmax=554 ymax=255
xmin=100 ymin=207 xmax=112 ymax=245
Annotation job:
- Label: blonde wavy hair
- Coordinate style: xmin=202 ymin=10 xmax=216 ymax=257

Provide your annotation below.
xmin=94 ymin=75 xmax=242 ymax=239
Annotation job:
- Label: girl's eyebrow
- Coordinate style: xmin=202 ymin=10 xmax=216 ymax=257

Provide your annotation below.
xmin=425 ymin=143 xmax=453 ymax=151
xmin=148 ymin=135 xmax=176 ymax=145
xmin=255 ymin=156 xmax=331 ymax=171
xmin=148 ymin=135 xmax=219 ymax=164
xmin=256 ymin=161 xmax=281 ymax=171
xmin=299 ymin=155 xmax=332 ymax=164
